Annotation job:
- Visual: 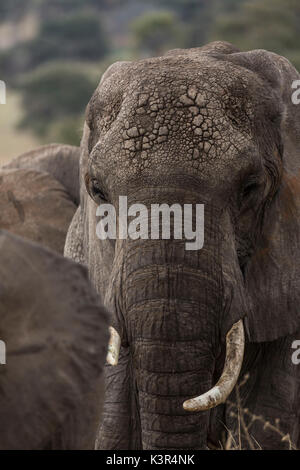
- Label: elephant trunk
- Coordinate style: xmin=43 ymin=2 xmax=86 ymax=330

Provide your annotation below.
xmin=105 ymin=200 xmax=246 ymax=449
xmin=122 ymin=205 xmax=231 ymax=449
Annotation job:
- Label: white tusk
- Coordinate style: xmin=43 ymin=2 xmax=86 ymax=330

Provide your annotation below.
xmin=106 ymin=326 xmax=121 ymax=366
xmin=183 ymin=319 xmax=245 ymax=412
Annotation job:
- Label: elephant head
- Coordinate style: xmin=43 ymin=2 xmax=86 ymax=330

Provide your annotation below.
xmin=80 ymin=41 xmax=300 ymax=449
xmin=0 ymin=230 xmax=109 ymax=449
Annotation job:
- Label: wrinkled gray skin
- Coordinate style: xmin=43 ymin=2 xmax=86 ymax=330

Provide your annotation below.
xmin=3 ymin=143 xmax=80 ymax=205
xmin=1 ymin=144 xmax=80 ymax=253
xmin=0 ymin=230 xmax=109 ymax=449
xmin=65 ymin=42 xmax=300 ymax=449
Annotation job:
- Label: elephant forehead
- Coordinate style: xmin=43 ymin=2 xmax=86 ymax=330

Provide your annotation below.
xmin=120 ymin=65 xmax=254 ymax=147
xmin=90 ymin=57 xmax=256 ymax=189
xmin=101 ymin=53 xmax=255 ymax=96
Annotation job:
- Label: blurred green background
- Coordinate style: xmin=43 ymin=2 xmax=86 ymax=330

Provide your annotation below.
xmin=0 ymin=0 xmax=299 ymax=163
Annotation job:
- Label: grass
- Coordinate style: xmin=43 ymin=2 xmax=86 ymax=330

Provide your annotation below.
xmin=223 ymin=374 xmax=297 ymax=450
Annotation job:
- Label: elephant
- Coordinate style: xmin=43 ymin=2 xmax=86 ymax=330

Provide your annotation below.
xmin=0 ymin=229 xmax=109 ymax=449
xmin=65 ymin=41 xmax=300 ymax=450
xmin=3 ymin=143 xmax=80 ymax=205
xmin=0 ymin=144 xmax=80 ymax=253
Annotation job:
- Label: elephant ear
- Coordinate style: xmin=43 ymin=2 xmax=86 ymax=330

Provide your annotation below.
xmin=0 ymin=168 xmax=76 ymax=254
xmin=3 ymin=144 xmax=80 ymax=205
xmin=0 ymin=231 xmax=109 ymax=449
xmin=229 ymin=50 xmax=300 ymax=342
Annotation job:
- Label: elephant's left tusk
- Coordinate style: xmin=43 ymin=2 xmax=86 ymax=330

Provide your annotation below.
xmin=183 ymin=319 xmax=245 ymax=412
xmin=106 ymin=326 xmax=121 ymax=366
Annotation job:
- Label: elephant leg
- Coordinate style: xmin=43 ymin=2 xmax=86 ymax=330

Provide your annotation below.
xmin=96 ymin=345 xmax=141 ymax=450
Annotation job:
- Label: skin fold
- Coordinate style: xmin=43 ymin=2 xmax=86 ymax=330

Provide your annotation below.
xmin=0 ymin=230 xmax=109 ymax=449
xmin=64 ymin=41 xmax=300 ymax=449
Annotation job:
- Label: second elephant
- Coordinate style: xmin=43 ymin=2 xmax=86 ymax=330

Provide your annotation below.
xmin=0 ymin=230 xmax=109 ymax=449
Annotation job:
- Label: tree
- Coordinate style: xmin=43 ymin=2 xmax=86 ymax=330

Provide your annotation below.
xmin=211 ymin=0 xmax=300 ymax=70
xmin=0 ymin=11 xmax=109 ymax=82
xmin=30 ymin=12 xmax=109 ymax=65
xmin=18 ymin=62 xmax=98 ymax=143
xmin=37 ymin=0 xmax=125 ymax=17
xmin=151 ymin=0 xmax=214 ymax=47
xmin=131 ymin=11 xmax=183 ymax=56
xmin=0 ymin=0 xmax=30 ymax=23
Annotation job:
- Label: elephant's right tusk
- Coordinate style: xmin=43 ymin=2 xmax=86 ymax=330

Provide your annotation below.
xmin=106 ymin=326 xmax=121 ymax=366
xmin=183 ymin=319 xmax=245 ymax=412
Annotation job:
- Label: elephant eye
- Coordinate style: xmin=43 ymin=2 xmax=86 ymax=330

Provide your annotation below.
xmin=242 ymin=181 xmax=260 ymax=199
xmin=239 ymin=177 xmax=262 ymax=211
xmin=85 ymin=174 xmax=107 ymax=203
